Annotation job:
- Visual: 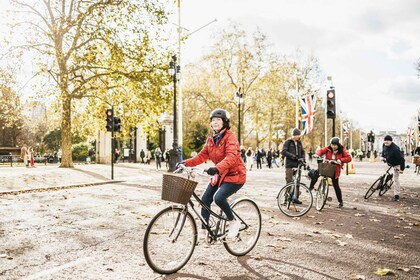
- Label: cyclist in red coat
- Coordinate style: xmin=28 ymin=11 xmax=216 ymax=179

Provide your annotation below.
xmin=313 ymin=137 xmax=352 ymax=208
xmin=183 ymin=108 xmax=246 ymax=240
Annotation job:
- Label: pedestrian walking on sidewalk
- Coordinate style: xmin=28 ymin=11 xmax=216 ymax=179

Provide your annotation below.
xmin=28 ymin=146 xmax=35 ymax=167
xmin=181 ymin=108 xmax=247 ymax=241
xmin=381 ymin=135 xmax=405 ymax=201
xmin=140 ymin=149 xmax=145 ymax=164
xmin=155 ymin=147 xmax=162 ymax=169
xmin=20 ymin=144 xmax=29 ymax=167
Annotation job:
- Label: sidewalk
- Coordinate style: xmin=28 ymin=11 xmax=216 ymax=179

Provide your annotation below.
xmin=0 ymin=162 xmax=172 ymax=194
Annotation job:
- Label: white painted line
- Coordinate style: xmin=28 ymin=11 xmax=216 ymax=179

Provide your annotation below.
xmin=21 ymin=256 xmax=94 ymax=280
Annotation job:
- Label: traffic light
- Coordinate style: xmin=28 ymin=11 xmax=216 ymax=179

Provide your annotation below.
xmin=106 ymin=109 xmax=113 ymax=132
xmin=367 ymin=131 xmax=375 ymax=143
xmin=326 ymin=89 xmax=336 ymax=119
xmin=113 ymin=117 xmax=121 ymax=132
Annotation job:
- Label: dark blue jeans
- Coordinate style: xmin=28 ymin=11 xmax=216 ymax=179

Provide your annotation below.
xmin=200 ymin=182 xmax=243 ymax=229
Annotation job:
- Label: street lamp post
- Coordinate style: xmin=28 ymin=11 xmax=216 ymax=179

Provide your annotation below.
xmin=168 ymin=55 xmax=181 ymax=171
xmin=234 ymin=87 xmax=243 ymax=144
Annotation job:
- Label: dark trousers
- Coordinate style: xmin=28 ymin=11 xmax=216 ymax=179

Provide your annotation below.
xmin=310 ymin=175 xmax=343 ymax=203
xmin=200 ymin=182 xmax=243 ymax=228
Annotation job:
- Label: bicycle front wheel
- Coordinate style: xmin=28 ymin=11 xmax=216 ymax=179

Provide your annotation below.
xmin=315 ymin=178 xmax=329 ymax=211
xmin=277 ymin=183 xmax=313 ymax=217
xmin=379 ymin=178 xmax=393 ymax=196
xmin=143 ymin=206 xmax=197 ymax=274
xmin=223 ymin=198 xmax=261 ymax=256
xmin=364 ymin=177 xmax=382 ymax=199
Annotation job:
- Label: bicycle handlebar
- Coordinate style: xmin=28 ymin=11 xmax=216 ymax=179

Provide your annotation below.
xmin=174 ymin=164 xmax=208 ymax=178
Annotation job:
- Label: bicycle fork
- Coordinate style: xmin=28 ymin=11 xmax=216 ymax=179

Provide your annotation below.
xmin=168 ymin=207 xmax=189 ymax=243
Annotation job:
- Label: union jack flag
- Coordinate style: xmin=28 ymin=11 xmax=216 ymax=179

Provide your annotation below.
xmin=343 ymin=122 xmax=350 ymax=140
xmin=300 ymin=94 xmax=317 ymax=135
xmin=407 ymin=127 xmax=414 ymax=145
xmin=418 ymin=111 xmax=420 ymax=135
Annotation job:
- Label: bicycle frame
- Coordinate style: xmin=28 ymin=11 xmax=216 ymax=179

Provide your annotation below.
xmin=174 ymin=166 xmax=248 ymax=243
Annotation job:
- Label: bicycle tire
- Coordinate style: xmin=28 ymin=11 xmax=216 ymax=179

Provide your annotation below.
xmin=143 ymin=206 xmax=197 ymax=274
xmin=223 ymin=198 xmax=261 ymax=256
xmin=315 ymin=178 xmax=329 ymax=211
xmin=364 ymin=177 xmax=382 ymax=199
xmin=379 ymin=178 xmax=393 ymax=196
xmin=277 ymin=182 xmax=313 ymax=217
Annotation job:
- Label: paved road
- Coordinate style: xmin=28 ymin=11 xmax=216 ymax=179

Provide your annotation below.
xmin=0 ymin=161 xmax=419 ymax=279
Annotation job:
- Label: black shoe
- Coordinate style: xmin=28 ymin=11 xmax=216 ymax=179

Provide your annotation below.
xmin=292 ymin=198 xmax=303 ymax=204
xmin=393 ymin=195 xmax=400 ymax=201
xmin=338 ymin=202 xmax=343 ymax=208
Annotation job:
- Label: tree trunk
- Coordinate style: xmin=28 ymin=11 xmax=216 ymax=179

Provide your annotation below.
xmin=60 ymin=95 xmax=73 ymax=168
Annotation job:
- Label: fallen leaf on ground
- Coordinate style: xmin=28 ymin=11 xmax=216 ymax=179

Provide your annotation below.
xmin=279 ymin=237 xmax=292 ymax=242
xmin=369 ymin=219 xmax=381 ymax=222
xmin=337 ymin=240 xmax=348 ymax=246
xmin=354 ymin=213 xmax=365 ymax=217
xmin=374 ymin=268 xmax=396 ymax=276
xmin=397 ymin=267 xmax=410 ymax=272
xmin=350 ymin=274 xmax=365 ymax=280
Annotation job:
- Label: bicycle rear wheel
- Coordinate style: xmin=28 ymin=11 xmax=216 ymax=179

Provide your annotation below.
xmin=223 ymin=198 xmax=261 ymax=256
xmin=315 ymin=178 xmax=329 ymax=211
xmin=143 ymin=206 xmax=197 ymax=274
xmin=277 ymin=183 xmax=313 ymax=217
xmin=364 ymin=177 xmax=382 ymax=199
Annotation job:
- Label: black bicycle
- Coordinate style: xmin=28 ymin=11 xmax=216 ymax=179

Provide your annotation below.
xmin=364 ymin=164 xmax=394 ymax=199
xmin=314 ymin=157 xmax=338 ymax=211
xmin=143 ymin=165 xmax=261 ymax=274
xmin=276 ymin=159 xmax=313 ymax=217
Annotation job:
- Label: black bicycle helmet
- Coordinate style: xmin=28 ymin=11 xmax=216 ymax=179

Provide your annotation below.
xmin=330 ymin=137 xmax=340 ymax=145
xmin=209 ymin=108 xmax=231 ymax=129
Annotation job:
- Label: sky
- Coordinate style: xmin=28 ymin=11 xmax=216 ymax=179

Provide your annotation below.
xmin=1 ymin=0 xmax=419 ymax=136
xmin=170 ymin=0 xmax=420 ymax=135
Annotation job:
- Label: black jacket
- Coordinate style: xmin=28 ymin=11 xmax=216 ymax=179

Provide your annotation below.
xmin=382 ymin=142 xmax=405 ymax=171
xmin=281 ymin=139 xmax=305 ymax=168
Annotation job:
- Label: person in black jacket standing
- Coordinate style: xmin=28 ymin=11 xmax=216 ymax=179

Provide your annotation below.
xmin=281 ymin=128 xmax=305 ymax=203
xmin=382 ymin=135 xmax=405 ymax=201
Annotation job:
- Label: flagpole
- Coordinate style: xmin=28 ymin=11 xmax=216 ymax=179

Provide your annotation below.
xmin=177 ymin=0 xmax=183 ymax=159
xmin=340 ymin=112 xmax=343 ymax=143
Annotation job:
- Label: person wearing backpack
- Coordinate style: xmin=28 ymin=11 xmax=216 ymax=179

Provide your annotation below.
xmin=281 ymin=128 xmax=305 ymax=203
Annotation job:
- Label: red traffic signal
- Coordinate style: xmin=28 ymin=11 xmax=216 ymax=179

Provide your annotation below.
xmin=326 ymin=89 xmax=336 ymax=119
xmin=106 ymin=109 xmax=114 ymax=132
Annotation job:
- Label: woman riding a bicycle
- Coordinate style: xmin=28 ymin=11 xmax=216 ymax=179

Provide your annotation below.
xmin=310 ymin=137 xmax=351 ymax=208
xmin=182 ymin=108 xmax=246 ymax=240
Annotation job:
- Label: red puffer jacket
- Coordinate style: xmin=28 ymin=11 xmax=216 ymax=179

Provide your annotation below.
xmin=185 ymin=129 xmax=246 ymax=186
xmin=316 ymin=145 xmax=352 ymax=179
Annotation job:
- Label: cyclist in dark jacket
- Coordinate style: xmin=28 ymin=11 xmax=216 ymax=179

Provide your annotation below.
xmin=382 ymin=135 xmax=405 ymax=201
xmin=281 ymin=128 xmax=305 ymax=183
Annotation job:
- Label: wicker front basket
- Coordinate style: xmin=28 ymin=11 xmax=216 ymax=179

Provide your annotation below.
xmin=161 ymin=174 xmax=198 ymax=205
xmin=318 ymin=162 xmax=336 ymax=178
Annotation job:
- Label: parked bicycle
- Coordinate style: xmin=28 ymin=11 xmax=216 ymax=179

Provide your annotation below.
xmin=313 ymin=157 xmax=339 ymax=211
xmin=143 ymin=164 xmax=262 ymax=274
xmin=276 ymin=158 xmax=313 ymax=217
xmin=364 ymin=164 xmax=394 ymax=199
